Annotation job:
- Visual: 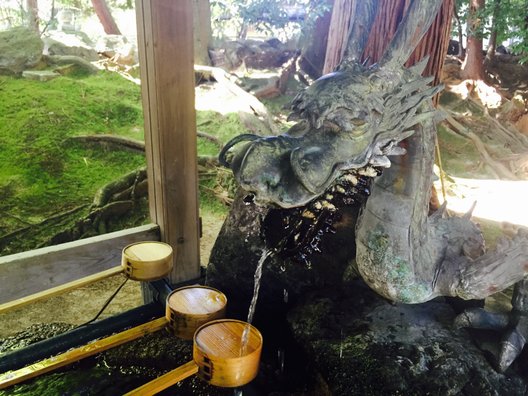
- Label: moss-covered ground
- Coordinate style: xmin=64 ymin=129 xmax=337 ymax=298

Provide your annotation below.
xmin=0 ymin=71 xmax=251 ymax=255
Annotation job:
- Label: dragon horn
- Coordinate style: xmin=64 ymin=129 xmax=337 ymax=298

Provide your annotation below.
xmin=379 ymin=0 xmax=444 ymax=68
xmin=218 ymin=134 xmax=260 ymax=168
xmin=463 ymin=201 xmax=478 ymax=220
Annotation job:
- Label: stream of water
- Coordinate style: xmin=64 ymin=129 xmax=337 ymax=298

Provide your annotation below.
xmin=240 ymin=248 xmax=274 ymax=355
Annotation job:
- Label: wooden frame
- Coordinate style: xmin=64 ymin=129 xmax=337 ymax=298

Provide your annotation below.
xmin=0 ymin=1 xmax=200 ymax=306
xmin=136 ymin=0 xmax=201 ymax=284
xmin=0 ymin=224 xmax=159 ymax=304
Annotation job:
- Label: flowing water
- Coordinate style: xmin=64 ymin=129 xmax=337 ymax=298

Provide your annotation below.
xmin=240 ymin=248 xmax=274 ymax=355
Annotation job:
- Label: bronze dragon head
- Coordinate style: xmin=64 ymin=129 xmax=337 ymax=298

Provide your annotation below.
xmin=219 ymin=0 xmax=443 ymax=209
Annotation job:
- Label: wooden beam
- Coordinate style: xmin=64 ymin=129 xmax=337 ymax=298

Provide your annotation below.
xmin=0 ymin=266 xmax=123 ymax=314
xmin=0 ymin=317 xmax=168 ymax=390
xmin=0 ymin=224 xmax=159 ymax=304
xmin=135 ymin=0 xmax=201 ymax=285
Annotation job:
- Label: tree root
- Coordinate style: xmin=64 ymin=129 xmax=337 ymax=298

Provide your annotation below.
xmin=93 ymin=167 xmax=147 ymax=207
xmin=68 ymin=135 xmax=146 ymax=153
xmin=466 ymin=96 xmax=528 ymax=151
xmin=440 ymin=107 xmax=520 ymax=180
xmin=197 ymin=131 xmax=223 ymax=149
xmin=69 ymin=134 xmax=221 ymax=169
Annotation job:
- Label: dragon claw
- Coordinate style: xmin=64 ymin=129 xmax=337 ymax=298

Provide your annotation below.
xmin=455 ymin=280 xmax=528 ymax=372
xmin=498 ymin=330 xmax=526 ymax=372
xmin=454 ymin=307 xmax=509 ymax=330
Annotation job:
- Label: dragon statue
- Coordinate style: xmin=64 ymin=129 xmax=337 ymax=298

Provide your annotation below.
xmin=218 ymin=0 xmax=528 ymax=372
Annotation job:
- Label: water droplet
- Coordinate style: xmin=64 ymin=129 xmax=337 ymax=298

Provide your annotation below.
xmin=283 ymin=289 xmax=289 ymax=303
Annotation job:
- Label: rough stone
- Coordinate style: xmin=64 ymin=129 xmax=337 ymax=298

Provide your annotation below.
xmin=96 ymin=34 xmax=137 ymax=65
xmin=0 ymin=27 xmax=43 ymax=75
xmin=211 ymin=39 xmax=295 ymax=70
xmin=44 ymin=54 xmax=99 ymax=75
xmin=515 ymin=113 xmax=528 ymax=135
xmin=42 ymin=31 xmax=98 ymax=61
xmin=207 ymin=192 xmax=528 ymax=393
xmin=206 ymin=189 xmax=359 ymax=318
xmin=22 ymin=70 xmax=60 ymax=81
xmin=287 ymin=281 xmax=527 ymax=395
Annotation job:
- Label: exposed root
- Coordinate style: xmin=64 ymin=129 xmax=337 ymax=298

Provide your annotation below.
xmin=440 ymin=107 xmax=520 ymax=180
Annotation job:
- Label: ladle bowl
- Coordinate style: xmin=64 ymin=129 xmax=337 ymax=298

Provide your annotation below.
xmin=193 ymin=319 xmax=263 ymax=388
xmin=166 ymin=285 xmax=227 ymax=339
xmin=121 ymin=241 xmax=173 ymax=281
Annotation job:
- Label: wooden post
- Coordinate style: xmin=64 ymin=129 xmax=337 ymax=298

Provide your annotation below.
xmin=135 ymin=0 xmax=201 ymax=290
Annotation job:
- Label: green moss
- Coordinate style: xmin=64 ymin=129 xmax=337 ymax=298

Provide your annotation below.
xmin=0 ymin=71 xmax=260 ymax=253
xmin=437 ymin=124 xmax=494 ymax=178
xmin=438 ymin=91 xmax=460 ymax=107
xmin=196 ymin=111 xmax=246 ymax=150
xmin=0 ymin=72 xmax=146 ymax=248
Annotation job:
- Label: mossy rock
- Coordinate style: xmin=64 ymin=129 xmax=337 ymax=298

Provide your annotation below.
xmin=287 ymin=281 xmax=527 ymax=395
xmin=0 ymin=27 xmax=43 ymax=75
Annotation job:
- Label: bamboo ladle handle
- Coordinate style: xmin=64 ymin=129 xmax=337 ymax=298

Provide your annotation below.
xmin=123 ymin=360 xmax=198 ymax=395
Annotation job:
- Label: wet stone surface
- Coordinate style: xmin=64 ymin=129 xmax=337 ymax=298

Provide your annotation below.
xmin=287 ymin=280 xmax=528 ymax=395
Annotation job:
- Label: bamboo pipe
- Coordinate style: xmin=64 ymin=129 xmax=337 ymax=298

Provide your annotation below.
xmin=0 ymin=317 xmax=168 ymax=390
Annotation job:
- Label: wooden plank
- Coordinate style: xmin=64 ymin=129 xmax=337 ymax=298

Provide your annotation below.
xmin=136 ymin=0 xmax=201 ymax=285
xmin=0 ymin=224 xmax=159 ymax=304
xmin=0 ymin=317 xmax=168 ymax=390
xmin=124 ymin=360 xmax=198 ymax=395
xmin=0 ymin=266 xmax=123 ymax=314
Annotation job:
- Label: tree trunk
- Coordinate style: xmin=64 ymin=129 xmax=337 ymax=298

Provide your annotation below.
xmin=487 ymin=29 xmax=498 ymax=60
xmin=299 ymin=0 xmax=334 ymax=79
xmin=453 ymin=0 xmax=466 ymax=58
xmin=460 ymin=0 xmax=486 ymax=81
xmin=361 ymin=0 xmax=411 ymax=65
xmin=91 ymin=0 xmax=121 ymax=35
xmin=406 ymin=0 xmax=454 ymax=87
xmin=238 ymin=23 xmax=248 ymax=40
xmin=361 ymin=0 xmax=453 ymax=86
xmin=486 ymin=0 xmax=501 ymax=61
xmin=323 ymin=0 xmax=357 ymax=74
xmin=26 ymin=0 xmax=39 ymax=33
xmin=193 ymin=0 xmax=212 ymax=65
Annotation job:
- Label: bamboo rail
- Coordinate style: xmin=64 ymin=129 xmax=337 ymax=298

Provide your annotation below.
xmin=0 ymin=317 xmax=168 ymax=390
xmin=0 ymin=266 xmax=124 ymax=314
xmin=124 ymin=360 xmax=198 ymax=395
